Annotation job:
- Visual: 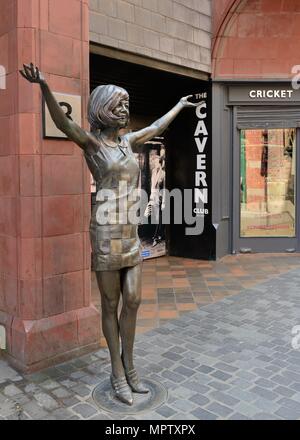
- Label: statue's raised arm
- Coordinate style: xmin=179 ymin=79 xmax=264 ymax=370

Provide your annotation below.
xmin=126 ymin=95 xmax=204 ymax=148
xmin=20 ymin=63 xmax=98 ymax=154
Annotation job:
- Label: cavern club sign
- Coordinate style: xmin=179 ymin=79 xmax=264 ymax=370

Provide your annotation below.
xmin=167 ymin=85 xmax=215 ymax=260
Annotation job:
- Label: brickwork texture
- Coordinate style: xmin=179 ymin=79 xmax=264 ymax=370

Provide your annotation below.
xmin=89 ymin=0 xmax=212 ymax=73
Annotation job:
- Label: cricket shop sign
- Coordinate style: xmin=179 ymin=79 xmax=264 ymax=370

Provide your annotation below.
xmin=249 ymin=89 xmax=294 ymax=99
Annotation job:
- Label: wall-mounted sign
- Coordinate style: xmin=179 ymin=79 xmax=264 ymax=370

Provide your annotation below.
xmin=228 ymin=84 xmax=300 ymax=104
xmin=43 ymin=92 xmax=82 ymax=139
xmin=167 ymin=84 xmax=216 ymax=260
xmin=249 ymin=89 xmax=294 ymax=99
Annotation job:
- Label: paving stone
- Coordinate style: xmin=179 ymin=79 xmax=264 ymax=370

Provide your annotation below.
xmin=189 ymin=393 xmax=210 ymax=407
xmin=197 ymin=365 xmax=215 ymax=374
xmin=0 ymin=361 xmax=22 ymax=382
xmin=252 ymin=368 xmax=273 ymax=379
xmin=254 ymin=413 xmax=280 ymax=420
xmin=283 ymin=370 xmax=300 ymax=383
xmin=277 ymin=397 xmax=300 ymax=412
xmin=25 ymin=373 xmax=50 ymax=383
xmin=210 ymin=370 xmax=232 ymax=382
xmin=3 ymin=385 xmax=23 ymax=397
xmin=191 ymin=372 xmax=213 ymax=385
xmin=57 ymin=380 xmax=77 ymax=389
xmin=157 ymin=359 xmax=174 ymax=369
xmin=24 ymin=384 xmax=41 ymax=394
xmin=206 ymin=402 xmax=233 ymax=417
xmin=234 ymin=402 xmax=261 ymax=418
xmin=70 ymin=371 xmax=86 ymax=380
xmin=209 ymin=390 xmax=239 ymax=407
xmin=275 ymin=406 xmax=300 ymax=420
xmin=40 ymin=380 xmax=61 ymax=391
xmin=227 ymin=387 xmax=257 ymax=403
xmin=72 ymin=403 xmax=98 ymax=418
xmin=253 ymin=397 xmax=280 ymax=413
xmin=291 ymin=393 xmax=300 ymax=404
xmin=80 ymin=375 xmax=101 ymax=386
xmin=6 ymin=411 xmax=30 ymax=420
xmin=184 ymin=381 xmax=211 ymax=395
xmin=34 ymin=393 xmax=59 ymax=411
xmin=71 ymin=385 xmax=91 ymax=398
xmin=22 ymin=401 xmax=49 ymax=419
xmin=162 ymin=351 xmax=183 ymax=362
xmin=90 ymin=413 xmax=113 ymax=420
xmin=11 ymin=394 xmax=30 ymax=406
xmin=254 ymin=378 xmax=276 ymax=389
xmin=172 ymin=386 xmax=195 ymax=400
xmin=170 ymin=399 xmax=197 ymax=413
xmin=273 ymin=386 xmax=296 ymax=398
xmin=229 ymin=378 xmax=252 ymax=390
xmin=213 ymin=362 xmax=239 ymax=373
xmin=48 ymin=408 xmax=74 ymax=420
xmin=191 ymin=407 xmax=218 ymax=420
xmin=236 ymin=370 xmax=257 ymax=381
xmin=0 ymin=398 xmax=18 ymax=417
xmin=62 ymin=396 xmax=80 ymax=407
xmin=207 ymin=381 xmax=231 ymax=392
xmin=51 ymin=388 xmax=72 ymax=399
xmin=173 ymin=366 xmax=195 ymax=378
xmin=228 ymin=413 xmax=252 ymax=420
xmin=249 ymin=386 xmax=278 ymax=401
xmin=271 ymin=375 xmax=294 ymax=387
xmin=161 ymin=370 xmax=185 ymax=383
xmin=290 ymin=383 xmax=300 ymax=392
xmin=156 ymin=405 xmax=177 ymax=418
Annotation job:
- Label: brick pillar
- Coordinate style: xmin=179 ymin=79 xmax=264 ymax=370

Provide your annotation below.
xmin=0 ymin=0 xmax=101 ymax=372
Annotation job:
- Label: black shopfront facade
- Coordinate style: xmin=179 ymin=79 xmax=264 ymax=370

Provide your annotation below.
xmin=213 ymin=81 xmax=300 ymax=257
xmin=89 ymin=45 xmax=216 ymax=261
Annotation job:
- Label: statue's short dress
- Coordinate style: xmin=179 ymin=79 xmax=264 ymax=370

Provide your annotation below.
xmin=84 ymin=135 xmax=142 ymax=271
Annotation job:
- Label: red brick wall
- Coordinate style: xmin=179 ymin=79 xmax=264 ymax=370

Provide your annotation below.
xmin=213 ymin=0 xmax=300 ymax=78
xmin=212 ymin=0 xmax=236 ymax=37
xmin=0 ymin=0 xmax=100 ymax=372
xmin=0 ymin=0 xmax=18 ymax=323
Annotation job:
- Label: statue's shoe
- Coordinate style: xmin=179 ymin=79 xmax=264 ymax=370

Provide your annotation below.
xmin=125 ymin=369 xmax=150 ymax=394
xmin=110 ymin=375 xmax=133 ymax=406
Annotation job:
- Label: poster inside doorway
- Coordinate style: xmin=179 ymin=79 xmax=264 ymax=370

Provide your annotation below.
xmin=134 ymin=138 xmax=167 ymax=260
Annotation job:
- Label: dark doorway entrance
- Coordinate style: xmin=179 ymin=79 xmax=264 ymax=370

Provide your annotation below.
xmin=90 ymin=52 xmax=214 ymax=260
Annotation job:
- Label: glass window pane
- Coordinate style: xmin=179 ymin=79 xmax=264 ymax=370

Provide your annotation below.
xmin=240 ymin=128 xmax=296 ymax=237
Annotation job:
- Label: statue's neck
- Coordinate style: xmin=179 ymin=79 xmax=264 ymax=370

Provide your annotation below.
xmin=101 ymin=127 xmax=119 ymax=144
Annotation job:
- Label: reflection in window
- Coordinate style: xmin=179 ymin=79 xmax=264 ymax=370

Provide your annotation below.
xmin=240 ymin=129 xmax=296 ymax=237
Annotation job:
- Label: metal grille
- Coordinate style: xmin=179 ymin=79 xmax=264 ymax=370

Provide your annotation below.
xmin=236 ymin=106 xmax=300 ymax=129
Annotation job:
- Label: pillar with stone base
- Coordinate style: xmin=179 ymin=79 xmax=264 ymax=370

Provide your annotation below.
xmin=0 ymin=0 xmax=101 ymax=373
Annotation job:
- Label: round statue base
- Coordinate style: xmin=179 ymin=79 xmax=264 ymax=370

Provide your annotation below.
xmin=92 ymin=378 xmax=168 ymax=416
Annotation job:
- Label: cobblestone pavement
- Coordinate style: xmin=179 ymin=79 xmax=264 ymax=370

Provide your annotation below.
xmin=93 ymin=254 xmax=300 ymax=345
xmin=1 ymin=268 xmax=300 ymax=420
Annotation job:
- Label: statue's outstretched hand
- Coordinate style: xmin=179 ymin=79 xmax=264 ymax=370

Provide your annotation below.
xmin=180 ymin=95 xmax=205 ymax=108
xmin=19 ymin=63 xmax=45 ymax=84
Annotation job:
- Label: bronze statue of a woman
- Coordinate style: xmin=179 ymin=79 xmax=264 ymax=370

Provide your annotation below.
xmin=20 ymin=63 xmax=200 ymax=406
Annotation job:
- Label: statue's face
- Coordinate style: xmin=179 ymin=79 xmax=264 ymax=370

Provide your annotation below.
xmin=112 ymin=97 xmax=130 ymax=127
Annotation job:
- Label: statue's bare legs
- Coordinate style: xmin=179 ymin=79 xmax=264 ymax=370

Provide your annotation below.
xmin=96 ymin=265 xmax=141 ymax=377
xmin=119 ymin=265 xmax=142 ymax=372
xmin=96 ymin=264 xmax=148 ymax=404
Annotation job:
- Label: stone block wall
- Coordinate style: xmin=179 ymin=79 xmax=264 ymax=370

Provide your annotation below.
xmin=89 ymin=0 xmax=212 ymax=73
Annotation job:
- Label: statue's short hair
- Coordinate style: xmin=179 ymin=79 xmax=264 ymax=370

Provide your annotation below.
xmin=88 ymin=84 xmax=129 ymax=132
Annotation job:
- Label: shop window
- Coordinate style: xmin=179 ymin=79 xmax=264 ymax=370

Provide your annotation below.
xmin=240 ymin=128 xmax=296 ymax=237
